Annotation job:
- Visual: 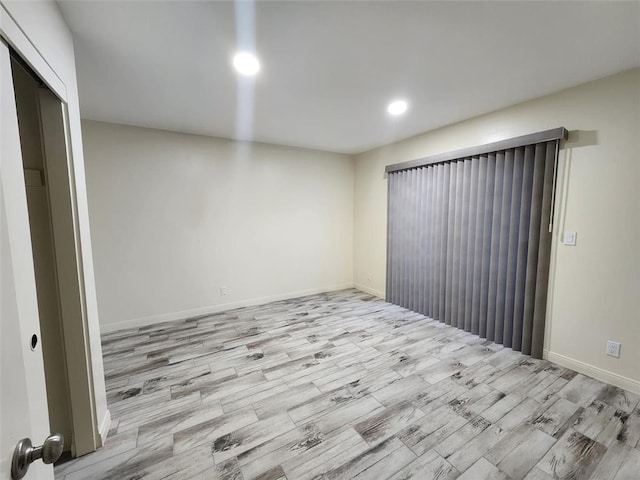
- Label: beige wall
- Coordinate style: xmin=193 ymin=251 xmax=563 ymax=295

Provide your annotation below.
xmin=354 ymin=68 xmax=640 ymax=393
xmin=82 ymin=121 xmax=354 ymax=331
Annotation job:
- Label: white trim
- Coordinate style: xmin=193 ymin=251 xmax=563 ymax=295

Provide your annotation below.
xmin=0 ymin=4 xmax=67 ymax=101
xmin=353 ymin=283 xmax=385 ymax=299
xmin=100 ymin=283 xmax=355 ymax=333
xmin=97 ymin=409 xmax=111 ymax=446
xmin=545 ymin=350 xmax=640 ymax=395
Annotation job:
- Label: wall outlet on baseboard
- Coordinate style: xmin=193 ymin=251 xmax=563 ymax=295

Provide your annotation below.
xmin=220 ymin=286 xmax=228 ymax=296
xmin=606 ymin=340 xmax=621 ymax=358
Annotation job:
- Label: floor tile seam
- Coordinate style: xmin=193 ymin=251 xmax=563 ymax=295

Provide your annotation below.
xmin=58 ymin=430 xmax=153 ymax=479
xmin=54 ymin=434 xmax=134 ymax=478
xmin=106 ymin=357 xmax=197 ymax=378
xmin=353 ymin=436 xmax=416 ymax=480
xmin=157 ymin=459 xmax=215 ymax=480
xmin=518 ymin=437 xmax=558 ymax=480
xmin=402 ymin=442 xmax=462 ymax=477
xmin=395 ymin=430 xmax=422 ymax=460
xmin=594 ymin=444 xmax=631 ymax=480
xmin=209 ymin=410 xmax=293 ymax=469
xmin=134 ymin=399 xmax=224 ymax=440
xmin=479 ymin=455 xmax=503 ymax=475
xmin=108 ymin=399 xmax=178 ymax=419
xmin=412 ymin=411 xmax=463 ymax=454
xmin=298 ymin=395 xmax=385 ymax=435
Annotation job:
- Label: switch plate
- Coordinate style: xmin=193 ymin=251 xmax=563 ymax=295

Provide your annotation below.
xmin=220 ymin=287 xmax=228 ymax=296
xmin=606 ymin=340 xmax=621 ymax=358
xmin=562 ymin=231 xmax=577 ymax=246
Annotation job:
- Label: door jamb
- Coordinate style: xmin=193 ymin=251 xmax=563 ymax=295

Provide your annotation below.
xmin=38 ymin=87 xmax=100 ymax=456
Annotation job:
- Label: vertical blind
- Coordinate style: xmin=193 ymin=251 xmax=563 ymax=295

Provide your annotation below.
xmin=386 ymin=128 xmax=567 ymax=358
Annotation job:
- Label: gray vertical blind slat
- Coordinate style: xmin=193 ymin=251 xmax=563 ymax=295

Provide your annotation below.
xmin=429 ymin=165 xmax=445 ymax=318
xmin=401 ymin=170 xmax=408 ymax=307
xmin=471 ymin=154 xmax=487 ymax=335
xmin=391 ymin=171 xmax=403 ymax=305
xmin=457 ymin=160 xmax=470 ymax=330
xmin=478 ymin=153 xmax=496 ymax=339
xmin=406 ymin=169 xmax=415 ymax=310
xmin=503 ymin=148 xmax=524 ymax=346
xmin=403 ymin=170 xmax=411 ymax=307
xmin=486 ymin=151 xmax=504 ymax=342
xmin=411 ymin=169 xmax=419 ymax=312
xmin=512 ymin=145 xmax=536 ymax=350
xmin=415 ymin=168 xmax=425 ymax=314
xmin=495 ymin=149 xmax=514 ymax=345
xmin=386 ymin=139 xmax=560 ymax=359
xmin=391 ymin=171 xmax=399 ymax=304
xmin=451 ymin=161 xmax=464 ymax=328
xmin=417 ymin=167 xmax=425 ymax=312
xmin=386 ymin=172 xmax=394 ymax=301
xmin=409 ymin=168 xmax=417 ymax=311
xmin=531 ymin=141 xmax=557 ymax=358
xmin=445 ymin=162 xmax=457 ymax=325
xmin=393 ymin=171 xmax=401 ymax=306
xmin=412 ymin=167 xmax=420 ymax=310
xmin=425 ymin=166 xmax=435 ymax=315
xmin=388 ymin=171 xmax=395 ymax=303
xmin=425 ymin=167 xmax=436 ymax=317
xmin=439 ymin=164 xmax=450 ymax=322
xmin=431 ymin=164 xmax=440 ymax=318
xmin=425 ymin=166 xmax=437 ymax=317
xmin=413 ymin=168 xmax=423 ymax=312
xmin=463 ymin=158 xmax=478 ymax=332
xmin=521 ymin=143 xmax=546 ymax=355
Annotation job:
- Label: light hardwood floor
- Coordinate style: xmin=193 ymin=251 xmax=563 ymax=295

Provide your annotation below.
xmin=54 ymin=289 xmax=640 ymax=480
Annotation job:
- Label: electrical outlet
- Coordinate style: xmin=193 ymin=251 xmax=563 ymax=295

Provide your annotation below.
xmin=606 ymin=340 xmax=621 ymax=358
xmin=367 ymin=272 xmax=372 ymax=281
xmin=220 ymin=286 xmax=228 ymax=296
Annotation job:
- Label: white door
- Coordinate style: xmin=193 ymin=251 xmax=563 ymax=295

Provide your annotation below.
xmin=0 ymin=40 xmax=55 ymax=480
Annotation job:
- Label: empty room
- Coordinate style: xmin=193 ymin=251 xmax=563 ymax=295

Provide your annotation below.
xmin=0 ymin=1 xmax=639 ymax=480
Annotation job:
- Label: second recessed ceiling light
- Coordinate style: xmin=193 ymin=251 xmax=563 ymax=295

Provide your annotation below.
xmin=387 ymin=100 xmax=408 ymax=116
xmin=233 ymin=52 xmax=260 ymax=76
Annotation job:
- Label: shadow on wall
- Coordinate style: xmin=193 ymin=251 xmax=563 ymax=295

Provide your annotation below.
xmin=557 ymin=129 xmax=598 ymax=228
xmin=566 ymin=130 xmax=598 ymax=148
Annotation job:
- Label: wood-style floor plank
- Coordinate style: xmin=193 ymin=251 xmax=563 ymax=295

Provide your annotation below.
xmin=54 ymin=289 xmax=639 ymax=480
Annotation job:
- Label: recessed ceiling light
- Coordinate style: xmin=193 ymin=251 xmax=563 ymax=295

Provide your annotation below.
xmin=387 ymin=100 xmax=408 ymax=116
xmin=233 ymin=52 xmax=260 ymax=76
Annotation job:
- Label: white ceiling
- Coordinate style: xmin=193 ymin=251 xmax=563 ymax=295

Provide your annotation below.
xmin=57 ymin=1 xmax=640 ymax=154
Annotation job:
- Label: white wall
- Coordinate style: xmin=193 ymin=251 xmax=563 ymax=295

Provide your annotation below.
xmin=82 ymin=121 xmax=354 ymax=331
xmin=1 ymin=0 xmax=108 ymax=445
xmin=354 ymin=68 xmax=640 ymax=393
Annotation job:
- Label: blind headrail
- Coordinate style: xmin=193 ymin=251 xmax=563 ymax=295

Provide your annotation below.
xmin=385 ymin=127 xmax=568 ymax=174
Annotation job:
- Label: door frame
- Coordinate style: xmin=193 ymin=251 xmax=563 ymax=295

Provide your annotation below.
xmin=1 ymin=4 xmax=100 ymax=456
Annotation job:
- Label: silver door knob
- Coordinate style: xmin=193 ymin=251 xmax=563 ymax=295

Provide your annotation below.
xmin=11 ymin=433 xmax=64 ymax=479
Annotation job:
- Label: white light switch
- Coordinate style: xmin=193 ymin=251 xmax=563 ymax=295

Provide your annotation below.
xmin=562 ymin=231 xmax=577 ymax=246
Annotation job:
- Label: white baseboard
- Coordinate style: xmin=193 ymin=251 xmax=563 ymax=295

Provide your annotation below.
xmin=353 ymin=283 xmax=385 ymax=299
xmin=545 ymin=350 xmax=640 ymax=395
xmin=100 ymin=283 xmax=355 ymax=333
xmin=98 ymin=409 xmax=111 ymax=446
